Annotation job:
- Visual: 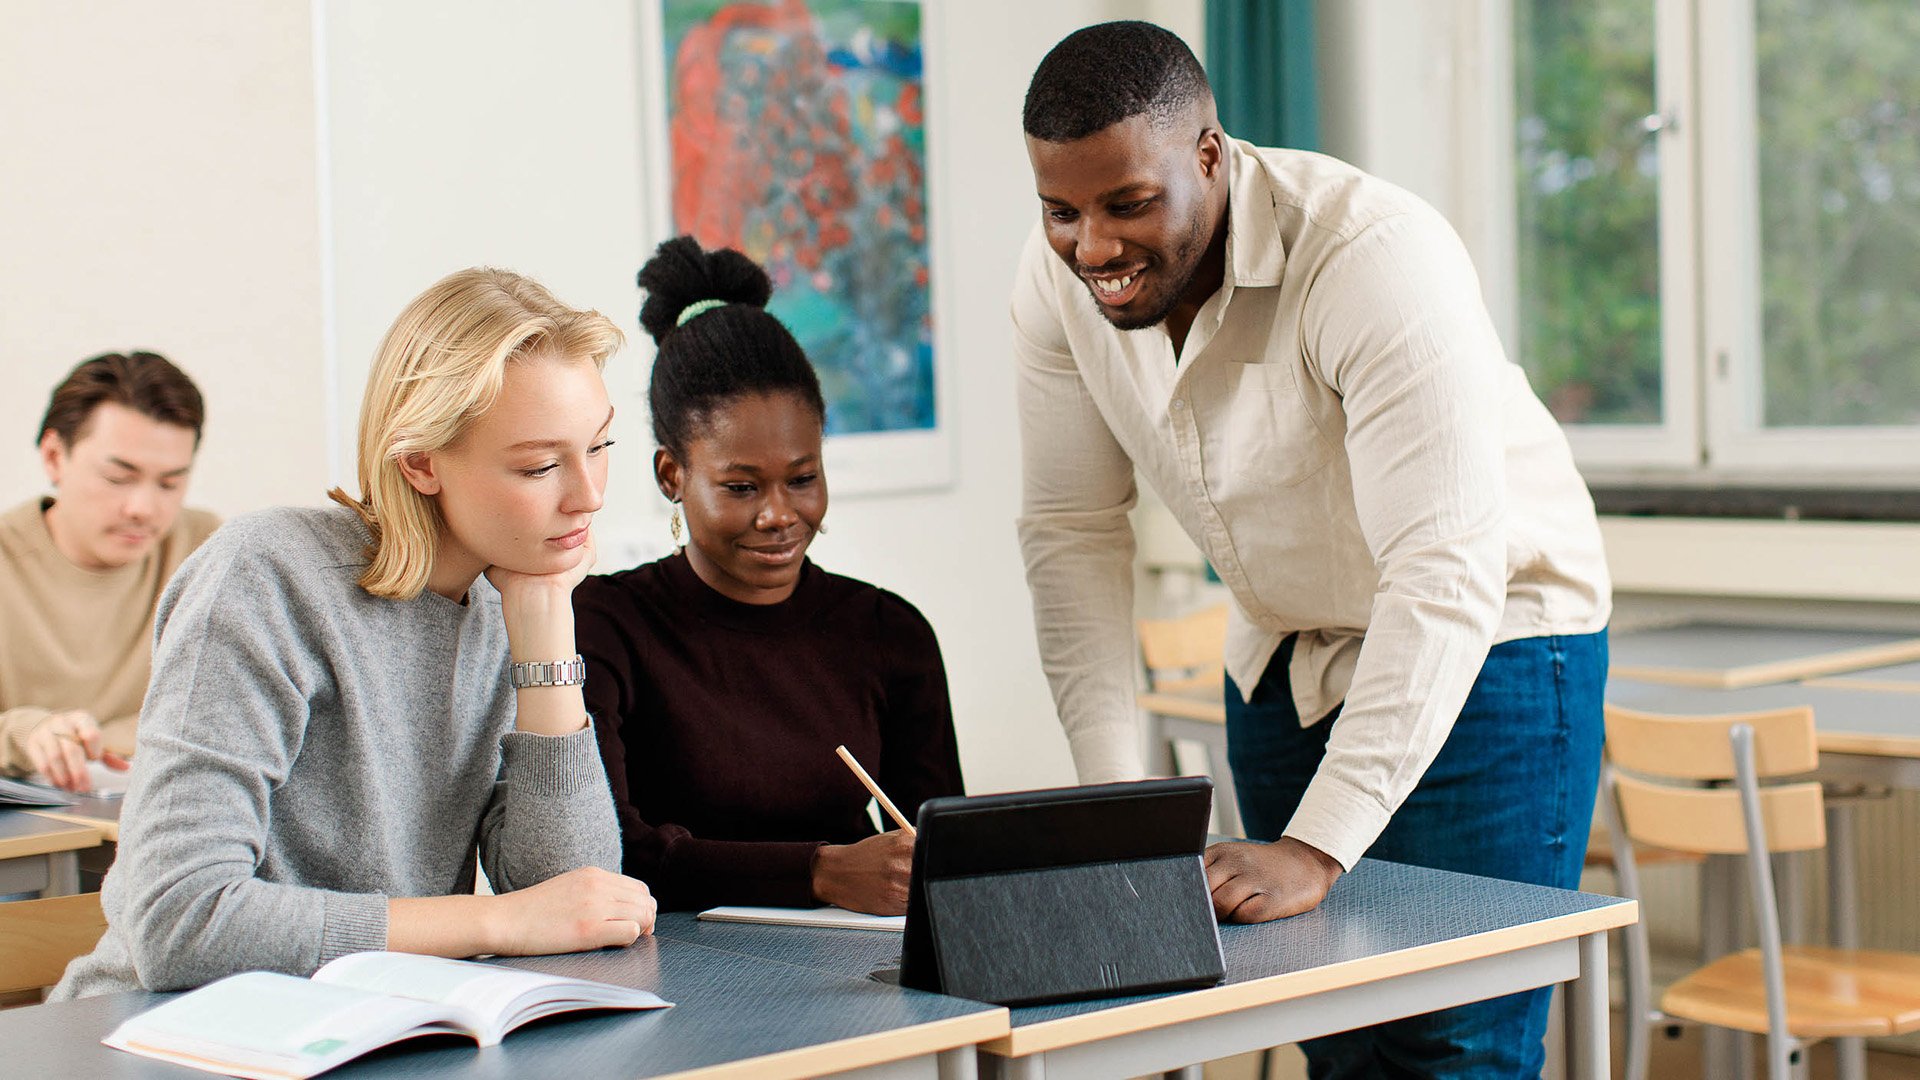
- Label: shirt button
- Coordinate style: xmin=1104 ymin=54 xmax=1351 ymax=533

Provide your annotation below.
xmin=1171 ymin=398 xmax=1186 ymax=411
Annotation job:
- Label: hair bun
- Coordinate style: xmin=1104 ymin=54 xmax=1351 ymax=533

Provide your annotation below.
xmin=636 ymin=235 xmax=774 ymax=345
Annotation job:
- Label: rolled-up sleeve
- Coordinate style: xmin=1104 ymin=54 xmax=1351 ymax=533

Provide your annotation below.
xmin=478 ymin=725 xmax=622 ymax=892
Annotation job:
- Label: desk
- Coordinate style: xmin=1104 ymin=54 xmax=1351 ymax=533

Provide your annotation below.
xmin=1608 ymin=622 xmax=1920 ymax=690
xmin=655 ymin=859 xmax=1636 ymax=1080
xmin=0 ymin=933 xmax=1006 ymax=1079
xmin=27 ymin=793 xmax=123 ymax=842
xmin=1810 ymin=659 xmax=1920 ymax=695
xmin=0 ymin=810 xmax=104 ymax=898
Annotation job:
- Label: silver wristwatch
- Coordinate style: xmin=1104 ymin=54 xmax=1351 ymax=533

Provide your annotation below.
xmin=508 ymin=655 xmax=587 ymax=689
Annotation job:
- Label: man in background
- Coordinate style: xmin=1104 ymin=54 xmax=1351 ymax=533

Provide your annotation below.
xmin=1 ymin=352 xmax=219 ymax=791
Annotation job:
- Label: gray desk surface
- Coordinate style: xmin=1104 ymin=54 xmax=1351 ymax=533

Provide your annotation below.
xmin=654 ymin=859 xmax=1633 ymax=1055
xmin=0 ymin=934 xmax=1005 ymax=1079
xmin=1608 ymin=677 xmax=1920 ymax=760
xmin=0 ymin=807 xmax=103 ymax=856
xmin=26 ymin=793 xmax=123 ymax=840
xmin=1608 ymin=622 xmax=1920 ymax=689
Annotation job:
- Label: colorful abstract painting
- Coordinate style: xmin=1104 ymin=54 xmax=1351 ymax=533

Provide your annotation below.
xmin=659 ymin=0 xmax=933 ymax=436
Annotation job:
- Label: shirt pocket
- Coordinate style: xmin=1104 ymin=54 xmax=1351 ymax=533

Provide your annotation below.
xmin=1209 ymin=361 xmax=1335 ymax=490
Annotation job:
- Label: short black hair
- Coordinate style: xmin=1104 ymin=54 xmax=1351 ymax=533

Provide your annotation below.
xmin=637 ymin=235 xmax=826 ymax=459
xmin=1023 ymin=21 xmax=1212 ymax=142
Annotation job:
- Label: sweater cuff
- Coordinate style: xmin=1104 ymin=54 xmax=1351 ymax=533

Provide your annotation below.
xmin=760 ymin=841 xmax=830 ymax=908
xmin=501 ymin=725 xmax=606 ymax=797
xmin=1281 ymin=771 xmax=1392 ymax=872
xmin=320 ymin=891 xmax=389 ymax=964
xmin=0 ymin=708 xmax=53 ymax=775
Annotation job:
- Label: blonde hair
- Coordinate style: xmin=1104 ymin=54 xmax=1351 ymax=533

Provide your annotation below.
xmin=328 ymin=268 xmax=624 ymax=600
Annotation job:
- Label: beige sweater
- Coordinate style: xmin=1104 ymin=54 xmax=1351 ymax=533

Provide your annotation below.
xmin=0 ymin=497 xmax=220 ymax=774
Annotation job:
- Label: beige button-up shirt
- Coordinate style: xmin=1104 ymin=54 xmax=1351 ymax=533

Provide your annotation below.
xmin=1012 ymin=139 xmax=1611 ymax=868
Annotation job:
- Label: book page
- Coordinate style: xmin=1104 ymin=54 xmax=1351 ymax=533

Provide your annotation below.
xmin=104 ymin=972 xmax=457 ymax=1080
xmin=699 ymin=905 xmax=906 ymax=931
xmin=315 ymin=952 xmax=667 ymax=1042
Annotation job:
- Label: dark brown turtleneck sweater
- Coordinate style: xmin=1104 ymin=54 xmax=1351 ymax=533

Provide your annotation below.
xmin=574 ymin=551 xmax=963 ymax=910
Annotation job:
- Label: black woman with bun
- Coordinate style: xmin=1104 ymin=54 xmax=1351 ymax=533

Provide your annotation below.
xmin=574 ymin=235 xmax=963 ymax=916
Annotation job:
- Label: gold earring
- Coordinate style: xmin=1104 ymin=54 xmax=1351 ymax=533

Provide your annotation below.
xmin=669 ymin=503 xmax=683 ymax=549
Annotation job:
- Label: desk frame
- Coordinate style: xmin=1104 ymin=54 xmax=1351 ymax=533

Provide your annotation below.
xmin=976 ymin=918 xmax=1616 ymax=1080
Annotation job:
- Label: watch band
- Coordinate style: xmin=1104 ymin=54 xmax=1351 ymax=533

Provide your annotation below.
xmin=508 ymin=655 xmax=587 ymax=689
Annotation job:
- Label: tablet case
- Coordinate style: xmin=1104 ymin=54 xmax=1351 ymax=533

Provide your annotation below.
xmin=899 ymin=777 xmax=1225 ymax=1006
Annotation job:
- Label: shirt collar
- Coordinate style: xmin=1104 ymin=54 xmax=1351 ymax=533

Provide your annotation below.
xmin=1223 ymin=136 xmax=1288 ymax=289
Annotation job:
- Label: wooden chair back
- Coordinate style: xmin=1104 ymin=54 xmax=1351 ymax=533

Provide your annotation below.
xmin=1603 ymin=705 xmax=1827 ymax=857
xmin=0 ymin=892 xmax=106 ymax=994
xmin=1605 ymin=704 xmax=1817 ymax=779
xmin=1137 ymin=604 xmax=1229 ymax=693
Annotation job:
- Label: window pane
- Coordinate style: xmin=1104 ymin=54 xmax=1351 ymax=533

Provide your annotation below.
xmin=1756 ymin=0 xmax=1920 ymax=427
xmin=1513 ymin=0 xmax=1662 ymax=425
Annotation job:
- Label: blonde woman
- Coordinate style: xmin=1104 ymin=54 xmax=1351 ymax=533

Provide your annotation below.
xmin=54 ymin=268 xmax=655 ymax=999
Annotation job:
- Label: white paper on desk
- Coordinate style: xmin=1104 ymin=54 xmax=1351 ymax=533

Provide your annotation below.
xmin=697 ymin=905 xmax=905 ymax=932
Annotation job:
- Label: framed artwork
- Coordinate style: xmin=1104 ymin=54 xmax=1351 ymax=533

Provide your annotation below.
xmin=640 ymin=0 xmax=954 ymax=494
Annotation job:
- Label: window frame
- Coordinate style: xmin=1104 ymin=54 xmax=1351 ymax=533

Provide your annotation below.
xmin=1462 ymin=0 xmax=1920 ymax=489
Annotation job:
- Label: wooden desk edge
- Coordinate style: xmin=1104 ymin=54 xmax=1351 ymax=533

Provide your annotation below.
xmin=0 ymin=819 xmax=105 ymax=860
xmin=980 ymin=900 xmax=1637 ymax=1057
xmin=1804 ymin=676 xmax=1920 ymax=696
xmin=25 ymin=809 xmax=119 ymax=843
xmin=1817 ymin=731 xmax=1920 ymax=759
xmin=1137 ymin=692 xmax=1227 ymax=725
xmin=660 ymin=1007 xmax=1007 ymax=1080
xmin=1615 ymin=637 xmax=1920 ymax=691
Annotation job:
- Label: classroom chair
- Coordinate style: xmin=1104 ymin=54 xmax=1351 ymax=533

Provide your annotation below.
xmin=1599 ymin=704 xmax=1920 ymax=1080
xmin=1137 ymin=603 xmax=1241 ymax=835
xmin=0 ymin=892 xmax=106 ymax=998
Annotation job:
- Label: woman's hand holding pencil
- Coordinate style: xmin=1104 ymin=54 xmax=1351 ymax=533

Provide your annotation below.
xmin=809 ymin=746 xmax=917 ymax=915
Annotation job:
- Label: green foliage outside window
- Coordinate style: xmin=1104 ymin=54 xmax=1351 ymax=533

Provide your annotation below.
xmin=1757 ymin=0 xmax=1920 ymax=427
xmin=1515 ymin=0 xmax=1920 ymax=431
xmin=1514 ymin=0 xmax=1662 ymax=426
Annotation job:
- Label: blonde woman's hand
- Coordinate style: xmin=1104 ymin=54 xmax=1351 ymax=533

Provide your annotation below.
xmin=487 ymin=528 xmax=598 ymax=611
xmin=486 ymin=866 xmax=656 ymax=956
xmin=489 ymin=529 xmax=596 ymax=663
xmin=25 ymin=710 xmax=130 ymax=793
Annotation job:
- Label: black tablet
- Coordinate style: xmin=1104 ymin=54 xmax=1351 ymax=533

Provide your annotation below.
xmin=897 ymin=776 xmax=1225 ymax=1006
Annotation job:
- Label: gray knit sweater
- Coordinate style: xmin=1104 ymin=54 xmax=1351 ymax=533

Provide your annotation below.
xmin=53 ymin=506 xmax=621 ymax=999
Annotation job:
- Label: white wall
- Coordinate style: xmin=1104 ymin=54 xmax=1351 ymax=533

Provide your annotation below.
xmin=0 ymin=1 xmax=329 ymax=517
xmin=3 ymin=0 xmax=1213 ymax=796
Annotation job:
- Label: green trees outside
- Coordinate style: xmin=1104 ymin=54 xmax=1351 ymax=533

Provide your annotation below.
xmin=1515 ymin=0 xmax=1662 ymax=425
xmin=1513 ymin=0 xmax=1920 ymax=430
xmin=1756 ymin=0 xmax=1920 ymax=426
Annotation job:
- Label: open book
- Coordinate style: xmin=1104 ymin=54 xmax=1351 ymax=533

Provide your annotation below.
xmin=698 ymin=905 xmax=905 ymax=931
xmin=104 ymin=951 xmax=672 ymax=1079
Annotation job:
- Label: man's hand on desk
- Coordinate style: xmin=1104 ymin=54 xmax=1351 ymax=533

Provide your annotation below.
xmin=1203 ymin=837 xmax=1343 ymax=922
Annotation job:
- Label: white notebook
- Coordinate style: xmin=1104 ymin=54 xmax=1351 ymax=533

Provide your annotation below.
xmin=103 ymin=952 xmax=671 ymax=1079
xmin=697 ymin=905 xmax=906 ymax=932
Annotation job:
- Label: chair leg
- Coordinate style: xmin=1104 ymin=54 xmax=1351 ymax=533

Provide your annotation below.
xmin=1827 ymin=804 xmax=1868 ymax=1080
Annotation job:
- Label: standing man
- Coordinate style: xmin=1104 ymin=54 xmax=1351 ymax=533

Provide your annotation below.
xmin=1013 ymin=22 xmax=1610 ymax=1075
xmin=1 ymin=352 xmax=219 ymax=791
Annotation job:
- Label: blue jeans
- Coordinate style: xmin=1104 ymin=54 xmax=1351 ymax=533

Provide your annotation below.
xmin=1226 ymin=630 xmax=1607 ymax=1080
